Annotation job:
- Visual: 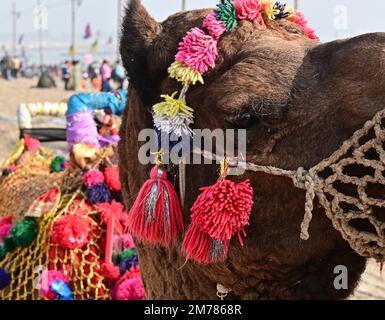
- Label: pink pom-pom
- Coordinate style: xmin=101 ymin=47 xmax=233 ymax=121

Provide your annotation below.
xmin=39 ymin=270 xmax=69 ymax=300
xmin=0 ymin=216 xmax=13 ymax=243
xmin=203 ymin=12 xmax=227 ymax=39
xmin=83 ymin=170 xmax=105 ymax=187
xmin=115 ymin=276 xmax=146 ymax=300
xmin=290 ymin=12 xmax=317 ymax=40
xmin=104 ymin=167 xmax=121 ymax=192
xmin=0 ymin=224 xmax=12 ymax=243
xmin=24 ymin=134 xmax=41 ymax=151
xmin=175 ymin=28 xmax=218 ymax=74
xmin=233 ymin=0 xmax=268 ymax=25
xmin=121 ymin=233 xmax=135 ymax=250
xmin=51 ymin=215 xmax=90 ymax=249
xmin=102 ymin=262 xmax=120 ymax=280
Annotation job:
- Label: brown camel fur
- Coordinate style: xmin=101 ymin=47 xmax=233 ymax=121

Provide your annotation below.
xmin=118 ymin=0 xmax=385 ymax=299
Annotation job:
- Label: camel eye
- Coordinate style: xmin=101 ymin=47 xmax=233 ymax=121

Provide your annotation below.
xmin=226 ymin=112 xmax=258 ymax=129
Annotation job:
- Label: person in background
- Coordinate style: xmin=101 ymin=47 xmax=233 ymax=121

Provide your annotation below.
xmin=100 ymin=59 xmax=112 ymax=92
xmin=112 ymin=60 xmax=125 ymax=90
xmin=61 ymin=60 xmax=70 ymax=90
xmin=72 ymin=60 xmax=82 ymax=91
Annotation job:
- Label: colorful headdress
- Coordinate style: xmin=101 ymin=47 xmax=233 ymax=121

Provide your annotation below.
xmin=128 ymin=0 xmax=317 ymax=264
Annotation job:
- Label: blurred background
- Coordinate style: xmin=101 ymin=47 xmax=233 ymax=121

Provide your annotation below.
xmin=0 ymin=0 xmax=385 ymax=66
xmin=0 ymin=0 xmax=385 ymax=299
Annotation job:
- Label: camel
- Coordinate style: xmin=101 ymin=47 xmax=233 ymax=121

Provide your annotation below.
xmin=118 ymin=0 xmax=385 ymax=299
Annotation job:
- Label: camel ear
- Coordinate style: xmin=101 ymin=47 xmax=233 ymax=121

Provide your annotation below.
xmin=120 ymin=0 xmax=161 ymax=102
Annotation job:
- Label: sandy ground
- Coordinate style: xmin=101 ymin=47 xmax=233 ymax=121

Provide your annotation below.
xmin=0 ymin=78 xmax=73 ymax=164
xmin=0 ymin=78 xmax=384 ymax=299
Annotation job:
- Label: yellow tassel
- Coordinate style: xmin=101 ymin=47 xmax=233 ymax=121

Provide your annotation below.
xmin=168 ymin=61 xmax=204 ymax=86
xmin=153 ymin=92 xmax=194 ymax=118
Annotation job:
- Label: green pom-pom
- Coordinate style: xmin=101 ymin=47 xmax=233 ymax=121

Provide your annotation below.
xmin=10 ymin=218 xmax=37 ymax=248
xmin=50 ymin=156 xmax=66 ymax=173
xmin=3 ymin=237 xmax=16 ymax=253
xmin=112 ymin=252 xmax=121 ymax=265
xmin=120 ymin=249 xmax=136 ymax=262
xmin=214 ymin=0 xmax=237 ymax=32
xmin=0 ymin=246 xmax=6 ymax=261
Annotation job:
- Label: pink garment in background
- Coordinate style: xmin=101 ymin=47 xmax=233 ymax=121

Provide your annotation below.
xmin=101 ymin=63 xmax=112 ymax=81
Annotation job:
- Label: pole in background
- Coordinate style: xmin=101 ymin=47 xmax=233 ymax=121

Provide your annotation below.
xmin=117 ymin=0 xmax=122 ymax=61
xmin=182 ymin=0 xmax=186 ymax=11
xmin=294 ymin=0 xmax=300 ymax=11
xmin=11 ymin=0 xmax=21 ymax=56
xmin=71 ymin=0 xmax=76 ymax=59
xmin=37 ymin=0 xmax=44 ymax=67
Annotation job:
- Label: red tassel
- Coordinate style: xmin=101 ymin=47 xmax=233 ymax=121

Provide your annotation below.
xmin=182 ymin=179 xmax=253 ymax=264
xmin=182 ymin=224 xmax=229 ymax=264
xmin=127 ymin=166 xmax=184 ymax=245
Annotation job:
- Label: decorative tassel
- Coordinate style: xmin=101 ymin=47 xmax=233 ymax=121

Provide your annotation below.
xmin=153 ymin=92 xmax=194 ymax=118
xmin=182 ymin=157 xmax=254 ymax=264
xmin=153 ymin=113 xmax=194 ymax=137
xmin=127 ymin=152 xmax=184 ymax=245
xmin=168 ymin=61 xmax=204 ymax=86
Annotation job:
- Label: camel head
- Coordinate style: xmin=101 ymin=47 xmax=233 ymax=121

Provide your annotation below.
xmin=119 ymin=0 xmax=385 ymax=299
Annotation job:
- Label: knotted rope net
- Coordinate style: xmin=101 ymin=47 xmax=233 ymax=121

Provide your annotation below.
xmin=196 ymin=108 xmax=385 ymax=262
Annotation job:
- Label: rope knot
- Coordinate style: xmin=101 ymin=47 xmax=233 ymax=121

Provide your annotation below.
xmin=293 ymin=167 xmax=309 ymax=189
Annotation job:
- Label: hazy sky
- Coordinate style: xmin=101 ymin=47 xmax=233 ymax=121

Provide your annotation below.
xmin=1 ymin=0 xmax=385 ymax=46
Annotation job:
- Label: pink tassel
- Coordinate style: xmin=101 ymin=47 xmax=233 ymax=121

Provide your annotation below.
xmin=127 ymin=166 xmax=184 ymax=245
xmin=183 ymin=178 xmax=253 ymax=264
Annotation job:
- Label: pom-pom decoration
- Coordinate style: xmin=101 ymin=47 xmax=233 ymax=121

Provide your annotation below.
xmin=104 ymin=167 xmax=121 ymax=192
xmin=263 ymin=1 xmax=281 ymax=20
xmin=289 ymin=11 xmax=317 ymax=40
xmin=168 ymin=61 xmax=204 ymax=86
xmin=50 ymin=156 xmax=66 ymax=173
xmin=0 ymin=216 xmax=13 ymax=243
xmin=115 ymin=276 xmax=146 ymax=300
xmin=10 ymin=217 xmax=37 ymax=248
xmin=203 ymin=12 xmax=227 ymax=39
xmin=127 ymin=152 xmax=184 ymax=245
xmin=102 ymin=262 xmax=121 ymax=280
xmin=51 ymin=215 xmax=90 ymax=249
xmin=175 ymin=28 xmax=218 ymax=74
xmin=0 ymin=267 xmax=11 ymax=289
xmin=121 ymin=233 xmax=135 ymax=250
xmin=97 ymin=200 xmax=126 ymax=225
xmin=152 ymin=92 xmax=195 ymax=140
xmin=214 ymin=0 xmax=238 ymax=32
xmin=23 ymin=134 xmax=41 ymax=151
xmin=87 ymin=183 xmax=112 ymax=204
xmin=182 ymin=158 xmax=254 ymax=264
xmin=83 ymin=169 xmax=105 ymax=187
xmin=233 ymin=0 xmax=268 ymax=25
xmin=39 ymin=270 xmax=69 ymax=300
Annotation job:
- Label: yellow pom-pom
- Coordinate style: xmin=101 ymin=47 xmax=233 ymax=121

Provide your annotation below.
xmin=153 ymin=92 xmax=194 ymax=118
xmin=264 ymin=3 xmax=280 ymax=20
xmin=168 ymin=61 xmax=204 ymax=86
xmin=284 ymin=4 xmax=295 ymax=18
